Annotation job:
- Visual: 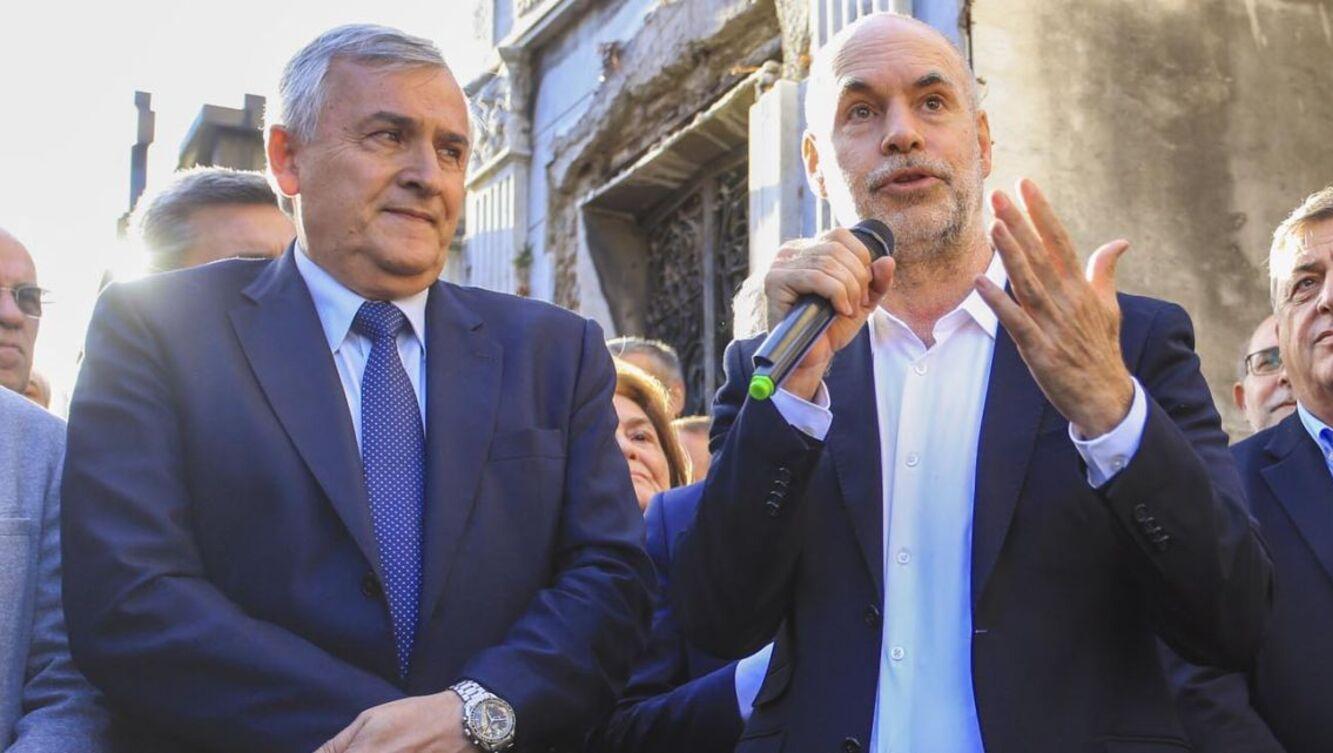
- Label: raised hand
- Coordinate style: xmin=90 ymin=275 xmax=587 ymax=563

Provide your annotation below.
xmin=974 ymin=178 xmax=1135 ymax=438
xmin=764 ymin=227 xmax=896 ymax=401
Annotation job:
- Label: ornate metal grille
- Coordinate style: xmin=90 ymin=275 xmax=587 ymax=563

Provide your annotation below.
xmin=644 ymin=160 xmax=749 ymax=415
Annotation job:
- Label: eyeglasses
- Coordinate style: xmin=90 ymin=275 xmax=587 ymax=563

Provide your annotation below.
xmin=0 ymin=285 xmax=51 ymax=320
xmin=1244 ymin=345 xmax=1282 ymax=377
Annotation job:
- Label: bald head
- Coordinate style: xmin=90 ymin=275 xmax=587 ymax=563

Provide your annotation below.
xmin=805 ymin=12 xmax=978 ymax=137
xmin=0 ymin=228 xmax=40 ymax=394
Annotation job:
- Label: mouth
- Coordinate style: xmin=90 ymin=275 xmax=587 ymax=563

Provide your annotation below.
xmin=873 ymin=167 xmax=942 ymax=194
xmin=383 ymin=207 xmax=437 ymax=224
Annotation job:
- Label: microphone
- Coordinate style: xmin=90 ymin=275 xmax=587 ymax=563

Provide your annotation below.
xmin=748 ymin=219 xmax=894 ymax=400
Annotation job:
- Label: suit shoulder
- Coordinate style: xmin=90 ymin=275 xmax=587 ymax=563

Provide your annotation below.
xmin=0 ymin=388 xmax=64 ymax=457
xmin=1117 ymin=292 xmax=1187 ymax=330
xmin=1230 ymin=420 xmax=1283 ymax=469
xmin=446 ymin=284 xmax=595 ymax=341
xmin=658 ymin=483 xmax=705 ymax=526
xmin=100 ymin=257 xmax=271 ymax=314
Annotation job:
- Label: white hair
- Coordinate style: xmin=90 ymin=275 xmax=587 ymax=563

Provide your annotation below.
xmin=803 ymin=11 xmax=980 ymax=137
xmin=1268 ymin=184 xmax=1333 ymax=309
xmin=274 ymin=23 xmax=449 ymax=144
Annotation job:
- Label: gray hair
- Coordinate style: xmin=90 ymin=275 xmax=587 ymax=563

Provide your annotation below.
xmin=274 ymin=24 xmax=449 ymax=144
xmin=1269 ymin=184 xmax=1333 ymax=309
xmin=804 ymin=12 xmax=981 ymax=136
xmin=606 ymin=337 xmax=684 ymax=386
xmin=133 ymin=167 xmax=279 ymax=272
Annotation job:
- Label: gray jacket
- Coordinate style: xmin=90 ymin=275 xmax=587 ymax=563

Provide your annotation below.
xmin=0 ymin=388 xmax=109 ymax=752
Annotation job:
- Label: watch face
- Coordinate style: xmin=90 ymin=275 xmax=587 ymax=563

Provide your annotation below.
xmin=468 ymin=697 xmax=515 ymax=744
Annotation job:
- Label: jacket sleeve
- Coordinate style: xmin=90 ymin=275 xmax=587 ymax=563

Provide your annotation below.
xmin=671 ymin=337 xmax=825 ymax=659
xmin=1100 ymin=302 xmax=1273 ymax=670
xmin=586 ymin=492 xmax=742 ymax=753
xmin=8 ymin=432 xmax=112 ymax=753
xmin=1159 ymin=641 xmax=1286 ymax=752
xmin=460 ymin=317 xmax=655 ymax=750
xmin=61 ymin=285 xmax=405 ymax=753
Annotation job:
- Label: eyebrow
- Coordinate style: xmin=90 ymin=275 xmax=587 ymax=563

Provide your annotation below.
xmin=914 ymin=71 xmax=956 ymax=91
xmin=358 ymin=110 xmax=471 ymax=148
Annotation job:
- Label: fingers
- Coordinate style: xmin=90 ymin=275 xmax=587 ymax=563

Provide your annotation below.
xmin=869 ymin=256 xmax=895 ymax=299
xmin=990 ymin=218 xmax=1049 ymax=314
xmin=991 ymin=189 xmax=1055 ymax=282
xmin=316 ymin=716 xmax=365 ymax=753
xmin=1086 ymin=239 xmax=1129 ymax=297
xmin=975 ymin=274 xmax=1043 ymax=348
xmin=766 ymin=236 xmax=874 ymax=319
xmin=1017 ymin=178 xmax=1080 ymax=271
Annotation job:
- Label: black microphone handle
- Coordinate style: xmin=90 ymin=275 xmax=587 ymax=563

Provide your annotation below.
xmin=748 ymin=220 xmax=894 ymax=400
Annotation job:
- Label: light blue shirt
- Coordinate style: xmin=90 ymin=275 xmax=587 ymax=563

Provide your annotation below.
xmin=771 ymin=252 xmax=1148 ymax=753
xmin=293 ymin=246 xmax=429 ymax=450
xmin=1296 ymin=403 xmax=1333 ymax=480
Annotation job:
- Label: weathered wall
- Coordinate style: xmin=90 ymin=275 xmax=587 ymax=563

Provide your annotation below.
xmin=972 ymin=0 xmax=1333 ymax=438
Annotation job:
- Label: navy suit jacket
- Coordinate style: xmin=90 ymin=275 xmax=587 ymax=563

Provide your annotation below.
xmin=61 ymin=249 xmax=653 ymax=752
xmin=588 ymin=482 xmax=742 ymax=753
xmin=672 ymin=294 xmax=1273 ymax=753
xmin=1168 ymin=412 xmax=1333 ymax=753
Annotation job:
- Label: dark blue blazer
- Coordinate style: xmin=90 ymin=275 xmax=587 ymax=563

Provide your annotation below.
xmin=588 ymin=482 xmax=742 ymax=753
xmin=60 ymin=249 xmax=653 ymax=752
xmin=672 ymin=295 xmax=1273 ymax=753
xmin=1168 ymin=413 xmax=1333 ymax=753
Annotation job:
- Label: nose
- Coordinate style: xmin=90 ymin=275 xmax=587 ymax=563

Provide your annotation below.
xmin=616 ymin=431 xmax=638 ymax=462
xmin=880 ymin=103 xmax=924 ymax=155
xmin=398 ymin=139 xmax=445 ymax=198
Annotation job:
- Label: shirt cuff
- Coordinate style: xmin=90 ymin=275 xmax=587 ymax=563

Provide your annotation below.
xmin=734 ymin=642 xmax=774 ymax=723
xmin=769 ymin=381 xmax=832 ymax=441
xmin=1069 ymin=378 xmax=1148 ymax=489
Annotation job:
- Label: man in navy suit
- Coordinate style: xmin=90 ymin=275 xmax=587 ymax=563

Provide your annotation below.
xmin=670 ymin=13 xmax=1272 ymax=753
xmin=61 ymin=24 xmax=651 ymax=753
xmin=588 ymin=483 xmax=771 ymax=753
xmin=1168 ymin=186 xmax=1333 ymax=753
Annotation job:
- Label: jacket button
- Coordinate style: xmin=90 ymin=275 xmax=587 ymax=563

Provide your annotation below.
xmin=841 ymin=737 xmax=862 ymax=753
xmin=1132 ymin=504 xmax=1151 ymax=523
xmin=360 ymin=572 xmax=382 ymax=599
xmin=776 ymin=465 xmax=792 ymax=482
xmin=862 ymin=605 xmax=881 ymax=628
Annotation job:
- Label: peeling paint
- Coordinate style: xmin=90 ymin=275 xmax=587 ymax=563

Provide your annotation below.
xmin=1320 ymin=2 xmax=1332 ymax=47
xmin=1243 ymin=0 xmax=1268 ymax=48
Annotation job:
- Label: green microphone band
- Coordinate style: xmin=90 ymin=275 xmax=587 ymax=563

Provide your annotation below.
xmin=748 ymin=374 xmax=776 ymax=401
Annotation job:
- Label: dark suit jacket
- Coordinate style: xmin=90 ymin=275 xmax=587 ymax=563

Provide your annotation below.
xmin=588 ymin=482 xmax=742 ymax=753
xmin=61 ymin=249 xmax=653 ymax=752
xmin=671 ymin=294 xmax=1273 ymax=753
xmin=1168 ymin=413 xmax=1333 ymax=753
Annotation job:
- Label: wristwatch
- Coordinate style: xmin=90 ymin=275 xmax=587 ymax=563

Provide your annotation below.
xmin=450 ymin=679 xmax=516 ymax=752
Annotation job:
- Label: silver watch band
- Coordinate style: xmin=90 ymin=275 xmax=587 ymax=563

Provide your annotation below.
xmin=452 ymin=679 xmax=490 ymax=706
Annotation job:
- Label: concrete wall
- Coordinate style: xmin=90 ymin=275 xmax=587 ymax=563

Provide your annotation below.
xmin=972 ymin=0 xmax=1333 ymax=438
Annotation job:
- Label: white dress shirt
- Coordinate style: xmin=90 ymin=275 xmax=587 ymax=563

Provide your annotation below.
xmin=293 ymin=246 xmax=430 ymax=450
xmin=772 ymin=251 xmax=1148 ymax=752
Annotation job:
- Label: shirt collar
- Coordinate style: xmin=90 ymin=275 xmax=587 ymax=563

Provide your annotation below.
xmin=1296 ymin=402 xmax=1333 ymax=456
xmin=871 ymin=250 xmax=1006 ymax=343
xmin=292 ymin=242 xmax=429 ymax=353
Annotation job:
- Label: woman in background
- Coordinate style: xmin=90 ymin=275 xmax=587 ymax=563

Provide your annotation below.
xmin=612 ymin=359 xmax=690 ymax=511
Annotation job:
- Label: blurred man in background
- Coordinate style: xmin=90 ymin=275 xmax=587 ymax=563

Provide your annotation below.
xmin=132 ymin=166 xmax=294 ymax=273
xmin=670 ymin=416 xmax=710 ymax=483
xmin=1233 ymin=314 xmax=1294 ymax=433
xmin=0 ymin=229 xmax=44 ymax=400
xmin=608 ymin=337 xmax=686 ymax=417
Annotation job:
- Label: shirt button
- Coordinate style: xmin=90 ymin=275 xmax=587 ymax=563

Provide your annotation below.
xmin=905 ymin=452 xmax=920 ymax=467
xmin=913 ymin=361 xmax=927 ymax=375
xmin=1111 ymin=456 xmax=1127 ymax=471
xmin=896 ymin=549 xmax=911 ymax=565
xmin=890 ymin=646 xmax=906 ymax=661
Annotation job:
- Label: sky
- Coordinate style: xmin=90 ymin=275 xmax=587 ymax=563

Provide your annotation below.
xmin=0 ymin=0 xmax=488 ymax=411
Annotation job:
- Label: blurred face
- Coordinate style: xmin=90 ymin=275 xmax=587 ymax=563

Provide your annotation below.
xmin=177 ymin=204 xmax=294 ymax=269
xmin=614 ymin=394 xmax=671 ymax=512
xmin=268 ymin=59 xmax=469 ymax=299
xmin=1275 ymin=218 xmax=1333 ymax=421
xmin=1233 ymin=316 xmax=1294 ymax=432
xmin=804 ymin=16 xmax=991 ymax=262
xmin=0 ymin=232 xmax=39 ymax=394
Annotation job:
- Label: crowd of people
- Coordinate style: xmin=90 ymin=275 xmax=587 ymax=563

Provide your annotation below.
xmin=0 ymin=11 xmax=1330 ymax=753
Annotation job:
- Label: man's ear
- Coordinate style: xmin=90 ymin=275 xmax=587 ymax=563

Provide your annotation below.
xmin=976 ymin=109 xmax=993 ymax=179
xmin=1233 ymin=382 xmax=1248 ymax=412
xmin=266 ymin=125 xmax=302 ymax=200
xmin=802 ymin=130 xmax=828 ymax=199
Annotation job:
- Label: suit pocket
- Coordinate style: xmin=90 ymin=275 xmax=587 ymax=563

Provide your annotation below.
xmin=735 ymin=728 xmax=785 ymax=753
xmin=0 ymin=516 xmax=35 ymax=537
xmin=487 ymin=428 xmax=565 ymax=461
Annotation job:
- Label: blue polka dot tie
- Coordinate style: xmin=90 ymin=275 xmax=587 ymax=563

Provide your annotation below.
xmin=352 ymin=301 xmax=424 ymax=680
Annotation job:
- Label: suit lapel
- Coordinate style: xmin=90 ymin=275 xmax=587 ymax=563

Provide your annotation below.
xmin=971 ymin=324 xmax=1046 ymax=610
xmin=416 ymin=283 xmax=503 ymax=634
xmin=826 ymin=329 xmax=886 ymax=597
xmin=228 ymin=248 xmax=382 ymax=581
xmin=1262 ymin=415 xmax=1333 ymax=583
